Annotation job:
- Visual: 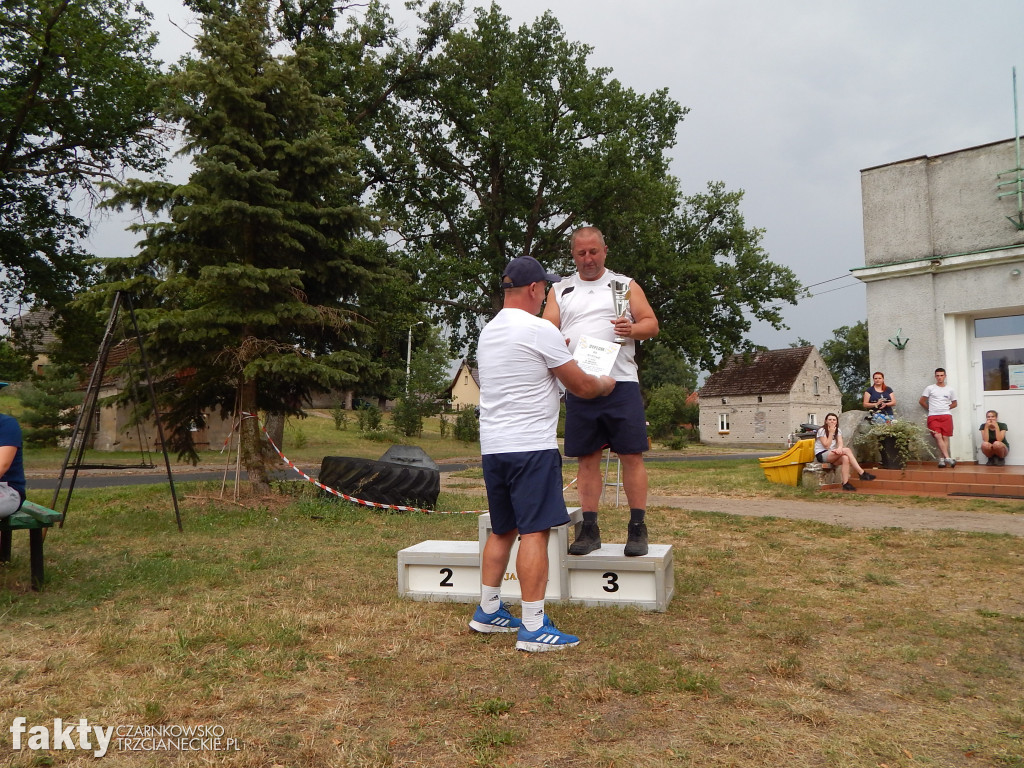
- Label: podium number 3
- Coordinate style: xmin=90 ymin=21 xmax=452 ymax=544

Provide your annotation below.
xmin=439 ymin=567 xmax=454 ymax=587
xmin=602 ymin=571 xmax=619 ymax=592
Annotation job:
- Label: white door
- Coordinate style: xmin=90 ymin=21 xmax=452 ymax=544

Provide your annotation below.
xmin=970 ymin=317 xmax=1024 ymax=465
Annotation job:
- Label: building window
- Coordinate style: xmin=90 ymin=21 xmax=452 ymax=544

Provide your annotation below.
xmin=981 ymin=348 xmax=1024 ymax=391
xmin=718 ymin=413 xmax=730 ymax=433
xmin=975 ymin=314 xmax=1024 ymax=338
xmin=757 ymin=395 xmax=763 ymax=403
xmin=807 ymin=414 xmax=817 ymax=425
xmin=813 ymin=376 xmax=820 ymax=395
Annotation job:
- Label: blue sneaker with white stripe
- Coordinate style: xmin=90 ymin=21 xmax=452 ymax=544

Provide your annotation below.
xmin=469 ymin=602 xmax=522 ymax=633
xmin=515 ymin=615 xmax=580 ymax=652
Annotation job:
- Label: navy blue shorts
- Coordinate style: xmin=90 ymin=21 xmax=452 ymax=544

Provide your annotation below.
xmin=564 ymin=381 xmax=649 ymax=457
xmin=482 ymin=449 xmax=570 ymax=535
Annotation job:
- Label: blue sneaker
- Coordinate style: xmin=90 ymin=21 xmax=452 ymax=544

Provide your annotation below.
xmin=515 ymin=615 xmax=580 ymax=652
xmin=469 ymin=602 xmax=522 ymax=633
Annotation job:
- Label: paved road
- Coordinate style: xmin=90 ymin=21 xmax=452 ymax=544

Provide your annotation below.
xmin=28 ymin=453 xmax=775 ymax=491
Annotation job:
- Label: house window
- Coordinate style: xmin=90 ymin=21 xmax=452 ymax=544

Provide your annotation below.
xmin=718 ymin=413 xmax=730 ymax=433
xmin=813 ymin=376 xmax=820 ymax=395
xmin=757 ymin=395 xmax=762 ymax=403
xmin=807 ymin=414 xmax=817 ymax=425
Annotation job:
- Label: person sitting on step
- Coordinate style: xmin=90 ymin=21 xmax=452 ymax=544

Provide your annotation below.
xmin=814 ymin=413 xmax=875 ymax=492
xmin=979 ymin=410 xmax=1009 ymax=466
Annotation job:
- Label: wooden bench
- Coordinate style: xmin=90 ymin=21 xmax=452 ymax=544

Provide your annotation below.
xmin=1 ymin=499 xmax=63 ymax=590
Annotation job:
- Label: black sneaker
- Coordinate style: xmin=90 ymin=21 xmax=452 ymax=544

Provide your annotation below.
xmin=842 ymin=482 xmax=856 ymax=491
xmin=624 ymin=521 xmax=648 ymax=557
xmin=987 ymin=457 xmax=997 ymax=466
xmin=568 ymin=521 xmax=601 ymax=555
xmin=860 ymin=472 xmax=876 ymax=481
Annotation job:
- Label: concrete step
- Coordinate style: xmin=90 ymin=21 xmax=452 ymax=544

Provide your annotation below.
xmin=821 ymin=462 xmax=1024 ymax=499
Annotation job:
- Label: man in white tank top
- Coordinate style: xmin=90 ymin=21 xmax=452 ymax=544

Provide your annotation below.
xmin=542 ymin=227 xmax=660 ymax=556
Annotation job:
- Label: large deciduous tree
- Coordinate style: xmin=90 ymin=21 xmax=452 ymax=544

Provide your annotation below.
xmin=0 ymin=0 xmax=164 ymax=307
xmin=820 ymin=320 xmax=869 ymax=411
xmin=373 ymin=3 xmax=800 ymax=370
xmin=650 ymin=182 xmax=803 ymax=372
xmin=373 ymin=3 xmax=684 ymax=350
xmin=96 ymin=0 xmax=395 ymax=491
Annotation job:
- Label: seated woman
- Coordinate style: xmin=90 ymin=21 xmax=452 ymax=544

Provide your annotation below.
xmin=979 ymin=410 xmax=1009 ymax=466
xmin=863 ymin=371 xmax=896 ymax=417
xmin=814 ymin=413 xmax=875 ymax=491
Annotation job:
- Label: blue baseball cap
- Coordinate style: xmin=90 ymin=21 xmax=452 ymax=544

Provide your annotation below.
xmin=501 ymin=255 xmax=561 ymax=288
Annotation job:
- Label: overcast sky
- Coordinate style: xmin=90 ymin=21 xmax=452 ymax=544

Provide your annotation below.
xmin=88 ymin=0 xmax=1024 ymax=353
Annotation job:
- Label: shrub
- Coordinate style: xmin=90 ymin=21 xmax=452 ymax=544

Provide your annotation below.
xmin=356 ymin=403 xmax=383 ymax=432
xmin=646 ymin=384 xmax=695 ymax=439
xmin=453 ymin=408 xmax=479 ymax=443
xmin=331 ymin=402 xmax=348 ymax=430
xmin=18 ymin=369 xmax=83 ymax=447
xmin=391 ymin=396 xmax=424 ymax=438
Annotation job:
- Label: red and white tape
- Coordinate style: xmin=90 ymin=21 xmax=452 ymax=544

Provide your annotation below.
xmin=248 ymin=415 xmax=484 ymax=515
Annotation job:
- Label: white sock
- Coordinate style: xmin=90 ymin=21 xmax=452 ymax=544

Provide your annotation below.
xmin=521 ymin=600 xmax=545 ymax=631
xmin=479 ymin=585 xmax=501 ymax=614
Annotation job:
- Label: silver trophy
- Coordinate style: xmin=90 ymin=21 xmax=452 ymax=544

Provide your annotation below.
xmin=610 ymin=279 xmax=631 ymax=344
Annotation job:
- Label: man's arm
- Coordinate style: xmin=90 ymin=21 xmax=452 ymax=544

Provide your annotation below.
xmin=611 ymin=280 xmax=659 ymax=341
xmin=918 ymin=395 xmax=928 ymax=410
xmin=552 ymin=360 xmax=615 ymax=399
xmin=541 ymin=289 xmax=561 ymax=329
xmin=950 ymin=399 xmax=958 ymax=409
xmin=0 ymin=445 xmax=16 ymax=476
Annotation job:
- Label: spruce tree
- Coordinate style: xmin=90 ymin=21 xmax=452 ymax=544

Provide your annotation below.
xmin=97 ymin=0 xmax=392 ymax=491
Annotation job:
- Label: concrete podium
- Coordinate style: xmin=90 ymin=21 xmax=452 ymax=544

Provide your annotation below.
xmin=397 ymin=508 xmax=674 ymax=611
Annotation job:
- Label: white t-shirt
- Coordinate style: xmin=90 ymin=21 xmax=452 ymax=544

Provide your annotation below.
xmin=551 ymin=269 xmax=639 ymax=383
xmin=921 ymin=384 xmax=956 ymax=415
xmin=477 ymin=307 xmax=574 ymax=455
xmin=814 ymin=427 xmax=839 ymax=457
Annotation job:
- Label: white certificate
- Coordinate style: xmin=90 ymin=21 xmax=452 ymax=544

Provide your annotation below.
xmin=573 ymin=335 xmax=620 ymax=377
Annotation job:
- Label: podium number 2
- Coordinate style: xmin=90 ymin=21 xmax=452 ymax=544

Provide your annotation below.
xmin=602 ymin=571 xmax=619 ymax=592
xmin=439 ymin=567 xmax=454 ymax=587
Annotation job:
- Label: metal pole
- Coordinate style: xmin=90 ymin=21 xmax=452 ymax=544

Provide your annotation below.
xmin=405 ymin=321 xmax=423 ymax=393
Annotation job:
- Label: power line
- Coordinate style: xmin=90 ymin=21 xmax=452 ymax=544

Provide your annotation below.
xmin=803 ymin=274 xmax=857 ymax=290
xmin=807 ymin=281 xmax=862 ymax=298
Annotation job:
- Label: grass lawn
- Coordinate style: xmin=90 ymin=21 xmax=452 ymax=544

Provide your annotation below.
xmin=3 ymin=452 xmax=1024 ymax=766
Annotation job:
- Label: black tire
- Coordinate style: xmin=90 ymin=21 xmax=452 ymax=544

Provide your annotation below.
xmin=318 ymin=456 xmax=440 ymax=509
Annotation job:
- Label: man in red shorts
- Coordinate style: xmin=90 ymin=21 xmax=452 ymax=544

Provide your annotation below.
xmin=919 ymin=368 xmax=958 ymax=467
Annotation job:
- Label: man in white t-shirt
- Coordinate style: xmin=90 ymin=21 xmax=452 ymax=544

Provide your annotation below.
xmin=469 ymin=255 xmax=615 ymax=652
xmin=542 ymin=226 xmax=659 ymax=557
xmin=919 ymin=367 xmax=958 ymax=468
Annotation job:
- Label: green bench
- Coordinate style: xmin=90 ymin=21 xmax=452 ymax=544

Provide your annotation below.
xmin=1 ymin=499 xmax=63 ymax=590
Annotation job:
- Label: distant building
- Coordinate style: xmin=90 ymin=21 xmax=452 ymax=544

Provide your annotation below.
xmin=697 ymin=346 xmax=841 ymax=445
xmin=856 ymin=136 xmax=1024 ymax=464
xmin=447 ymin=359 xmax=480 ymax=411
xmin=9 ymin=308 xmax=57 ymax=376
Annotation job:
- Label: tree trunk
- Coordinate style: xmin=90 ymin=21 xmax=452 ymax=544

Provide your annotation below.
xmin=263 ymin=412 xmax=285 ymax=468
xmin=239 ymin=378 xmax=271 ymax=494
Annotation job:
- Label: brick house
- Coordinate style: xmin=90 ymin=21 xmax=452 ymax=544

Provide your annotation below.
xmin=697 ymin=346 xmax=842 ymax=445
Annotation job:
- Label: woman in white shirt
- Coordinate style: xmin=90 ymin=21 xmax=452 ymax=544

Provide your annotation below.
xmin=814 ymin=413 xmax=875 ymax=492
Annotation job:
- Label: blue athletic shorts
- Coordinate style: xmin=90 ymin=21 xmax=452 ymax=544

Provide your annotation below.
xmin=482 ymin=449 xmax=570 ymax=535
xmin=564 ymin=381 xmax=649 ymax=457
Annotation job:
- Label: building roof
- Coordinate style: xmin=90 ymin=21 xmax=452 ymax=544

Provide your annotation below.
xmin=447 ymin=359 xmax=479 ymax=392
xmin=698 ymin=346 xmax=816 ymax=397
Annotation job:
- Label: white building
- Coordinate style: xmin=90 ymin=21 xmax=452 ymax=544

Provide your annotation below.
xmin=855 ymin=137 xmax=1024 ymax=464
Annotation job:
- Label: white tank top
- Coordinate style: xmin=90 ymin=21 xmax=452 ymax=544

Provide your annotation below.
xmin=552 ymin=269 xmax=639 ymax=383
